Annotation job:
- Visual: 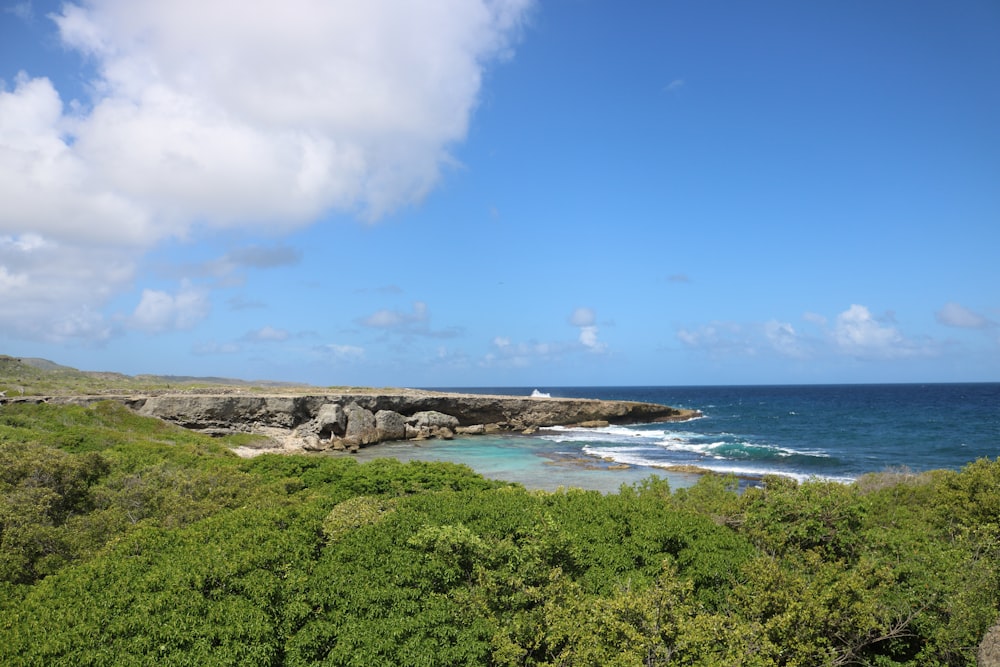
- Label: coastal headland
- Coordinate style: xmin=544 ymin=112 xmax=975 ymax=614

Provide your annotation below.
xmin=5 ymin=388 xmax=700 ymax=456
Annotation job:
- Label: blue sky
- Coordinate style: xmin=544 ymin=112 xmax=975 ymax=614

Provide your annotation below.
xmin=1 ymin=0 xmax=998 ymax=387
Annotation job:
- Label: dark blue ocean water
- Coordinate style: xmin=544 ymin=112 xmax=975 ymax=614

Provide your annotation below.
xmin=354 ymin=384 xmax=1000 ymax=491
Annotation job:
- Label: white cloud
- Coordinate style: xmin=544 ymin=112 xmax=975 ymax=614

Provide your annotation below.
xmin=0 ymin=233 xmax=130 ymax=342
xmin=936 ymin=302 xmax=993 ymax=329
xmin=482 ymin=336 xmax=565 ymax=368
xmin=5 ymin=2 xmax=33 ymax=21
xmin=569 ymin=307 xmax=596 ymax=327
xmin=361 ymin=301 xmax=429 ymax=328
xmin=243 ymin=326 xmax=290 ymax=342
xmin=130 ymin=283 xmax=209 ymax=333
xmin=485 ymin=307 xmax=611 ymax=368
xmin=678 ymin=304 xmax=934 ymax=362
xmin=0 ymin=0 xmax=533 ymax=340
xmin=320 ymin=343 xmax=366 ymax=362
xmin=569 ymin=307 xmax=607 ymax=353
xmin=578 ymin=326 xmax=607 ymax=353
xmin=764 ymin=319 xmax=809 ymax=358
xmin=832 ymin=304 xmax=906 ymax=356
xmin=677 ymin=322 xmax=757 ymax=358
xmin=359 ymin=301 xmax=461 ymax=338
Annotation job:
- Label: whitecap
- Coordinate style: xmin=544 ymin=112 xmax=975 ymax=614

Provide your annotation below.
xmin=530 ymin=389 xmax=551 ymax=398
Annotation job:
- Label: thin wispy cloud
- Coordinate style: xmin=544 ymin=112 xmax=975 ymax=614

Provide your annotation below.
xmin=4 ymin=2 xmax=32 ymax=22
xmin=242 ymin=326 xmax=290 ymax=343
xmin=678 ymin=304 xmax=936 ymax=361
xmin=484 ymin=308 xmax=610 ymax=368
xmin=317 ymin=343 xmax=366 ymax=363
xmin=359 ymin=301 xmax=462 ymax=339
xmin=936 ymin=302 xmax=993 ymax=330
xmin=663 ymin=78 xmax=685 ymax=93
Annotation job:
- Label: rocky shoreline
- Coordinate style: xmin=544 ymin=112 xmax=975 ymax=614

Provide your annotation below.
xmin=6 ymin=390 xmax=700 ymax=456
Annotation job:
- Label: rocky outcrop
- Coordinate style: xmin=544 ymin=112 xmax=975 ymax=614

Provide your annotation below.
xmin=375 ymin=410 xmax=407 ymax=442
xmin=10 ymin=390 xmax=699 ymax=455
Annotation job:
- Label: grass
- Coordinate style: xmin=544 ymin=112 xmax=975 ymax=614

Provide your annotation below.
xmin=0 ymin=355 xmax=392 ymax=397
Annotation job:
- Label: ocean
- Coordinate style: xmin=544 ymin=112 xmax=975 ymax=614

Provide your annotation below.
xmin=348 ymin=384 xmax=1000 ymax=493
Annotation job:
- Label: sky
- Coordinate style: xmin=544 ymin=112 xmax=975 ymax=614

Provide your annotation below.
xmin=1 ymin=0 xmax=998 ymax=388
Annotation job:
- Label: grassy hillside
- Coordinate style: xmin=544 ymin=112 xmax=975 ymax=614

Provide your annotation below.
xmin=1 ymin=398 xmax=997 ymax=665
xmin=0 ymin=355 xmax=320 ymax=397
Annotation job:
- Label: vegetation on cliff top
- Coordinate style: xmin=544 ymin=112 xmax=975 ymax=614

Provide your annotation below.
xmin=0 ymin=355 xmax=395 ymax=397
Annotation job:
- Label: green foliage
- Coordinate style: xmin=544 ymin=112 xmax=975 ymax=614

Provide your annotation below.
xmin=322 ymin=495 xmax=397 ymax=542
xmin=1 ymin=400 xmax=998 ymax=666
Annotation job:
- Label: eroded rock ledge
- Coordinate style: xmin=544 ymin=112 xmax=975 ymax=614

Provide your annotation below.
xmin=13 ymin=390 xmax=700 ymax=455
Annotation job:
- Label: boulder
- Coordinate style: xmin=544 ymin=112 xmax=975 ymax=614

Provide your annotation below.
xmin=302 ymin=435 xmax=325 ymax=452
xmin=405 ymin=424 xmax=427 ymax=440
xmin=344 ymin=403 xmax=378 ymax=445
xmin=316 ymin=403 xmax=347 ymax=437
xmin=407 ymin=410 xmax=460 ymax=431
xmin=980 ymin=622 xmax=1000 ymax=667
xmin=375 ymin=410 xmax=407 ymax=442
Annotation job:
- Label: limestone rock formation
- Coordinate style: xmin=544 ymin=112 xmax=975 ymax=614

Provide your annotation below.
xmin=17 ymin=390 xmax=700 ymax=455
xmin=375 ymin=410 xmax=407 ymax=442
xmin=315 ymin=403 xmax=347 ymax=438
xmin=343 ymin=403 xmax=378 ymax=446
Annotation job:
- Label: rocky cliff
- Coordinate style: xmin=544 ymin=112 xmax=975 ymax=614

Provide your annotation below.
xmin=8 ymin=390 xmax=699 ymax=455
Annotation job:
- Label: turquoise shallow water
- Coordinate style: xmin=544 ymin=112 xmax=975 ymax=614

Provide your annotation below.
xmin=347 ymin=434 xmax=702 ymax=493
xmin=339 ymin=384 xmax=1000 ymax=491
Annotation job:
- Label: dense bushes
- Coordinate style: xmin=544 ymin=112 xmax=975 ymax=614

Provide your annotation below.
xmin=1 ymin=401 xmax=997 ymax=665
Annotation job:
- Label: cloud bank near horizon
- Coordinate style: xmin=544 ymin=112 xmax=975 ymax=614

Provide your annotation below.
xmin=0 ymin=0 xmax=533 ymax=340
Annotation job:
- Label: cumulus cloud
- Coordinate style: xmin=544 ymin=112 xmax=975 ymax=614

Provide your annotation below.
xmin=569 ymin=307 xmax=607 ymax=353
xmin=0 ymin=232 xmax=130 ymax=342
xmin=0 ymin=0 xmax=533 ymax=340
xmin=129 ymin=283 xmax=209 ymax=333
xmin=936 ymin=302 xmax=993 ymax=329
xmin=831 ymin=304 xmax=910 ymax=357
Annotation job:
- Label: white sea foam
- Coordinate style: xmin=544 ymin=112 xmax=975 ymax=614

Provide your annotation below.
xmin=580 ymin=444 xmax=853 ymax=484
xmin=530 ymin=389 xmax=551 ymax=398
